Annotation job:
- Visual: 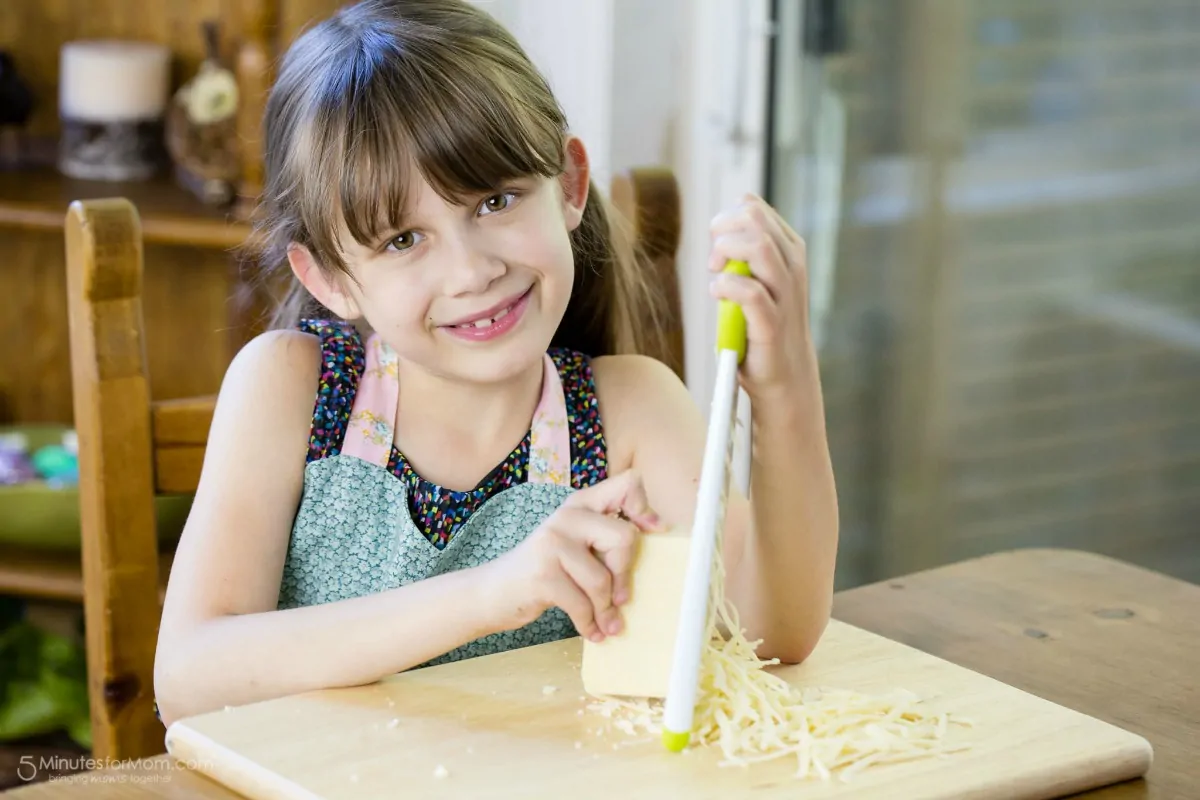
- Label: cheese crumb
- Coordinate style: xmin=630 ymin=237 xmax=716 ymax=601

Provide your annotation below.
xmin=433 ymin=765 xmax=449 ymax=779
xmin=386 ymin=719 xmax=399 ymax=729
xmin=542 ymin=685 xmax=558 ymax=695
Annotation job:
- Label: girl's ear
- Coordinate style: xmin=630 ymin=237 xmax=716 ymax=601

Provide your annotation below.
xmin=287 ymin=244 xmax=362 ymax=319
xmin=559 ymin=135 xmax=591 ymax=231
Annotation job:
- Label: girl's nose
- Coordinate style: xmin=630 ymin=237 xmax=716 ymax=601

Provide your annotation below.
xmin=441 ymin=239 xmax=506 ymax=296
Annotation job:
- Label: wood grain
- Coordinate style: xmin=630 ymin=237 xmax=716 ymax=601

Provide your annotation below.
xmin=231 ymin=0 xmax=278 ymax=219
xmin=154 ymin=446 xmax=206 ymax=494
xmin=0 ymin=0 xmax=242 ymax=141
xmin=159 ymin=619 xmax=1149 ymax=799
xmin=833 ymin=548 xmax=1200 ymax=799
xmin=0 ymin=229 xmax=245 ymax=425
xmin=65 ymin=199 xmax=166 ymax=762
xmin=152 ymin=397 xmax=215 ymax=492
xmin=4 ymin=549 xmax=1191 ymax=799
xmin=152 ymin=398 xmax=217 ymax=446
xmin=0 ymin=0 xmax=345 ymax=215
xmin=0 ymin=544 xmax=174 ymax=604
xmin=0 ymin=169 xmax=248 ymax=248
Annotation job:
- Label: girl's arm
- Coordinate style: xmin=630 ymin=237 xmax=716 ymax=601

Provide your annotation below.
xmin=593 ymin=196 xmax=839 ymax=665
xmin=153 ymin=331 xmax=497 ymax=726
xmin=155 ymin=331 xmax=660 ymax=725
xmin=592 ymin=354 xmax=836 ymax=664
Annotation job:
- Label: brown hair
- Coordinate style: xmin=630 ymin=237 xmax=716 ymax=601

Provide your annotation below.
xmin=242 ymin=0 xmax=668 ymax=360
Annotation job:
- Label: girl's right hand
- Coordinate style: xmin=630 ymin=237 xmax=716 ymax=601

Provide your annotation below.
xmin=480 ymin=470 xmax=664 ymax=643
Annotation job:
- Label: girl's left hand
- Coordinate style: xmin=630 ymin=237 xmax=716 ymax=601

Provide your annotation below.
xmin=707 ymin=194 xmax=816 ymax=399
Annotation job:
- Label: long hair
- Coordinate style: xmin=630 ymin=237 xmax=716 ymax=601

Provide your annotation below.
xmin=240 ymin=0 xmax=668 ymax=360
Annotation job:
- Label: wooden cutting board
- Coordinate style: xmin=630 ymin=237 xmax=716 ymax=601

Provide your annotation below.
xmin=163 ymin=620 xmax=1151 ymax=799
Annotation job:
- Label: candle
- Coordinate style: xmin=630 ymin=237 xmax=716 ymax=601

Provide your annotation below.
xmin=59 ymin=40 xmax=170 ymax=123
xmin=57 ymin=40 xmax=171 ymax=181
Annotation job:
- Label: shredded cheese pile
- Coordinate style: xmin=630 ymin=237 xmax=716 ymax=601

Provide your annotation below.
xmin=587 ymin=531 xmax=970 ymax=780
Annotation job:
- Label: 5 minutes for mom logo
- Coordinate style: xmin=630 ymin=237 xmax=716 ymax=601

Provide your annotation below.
xmin=17 ymin=754 xmax=207 ymax=783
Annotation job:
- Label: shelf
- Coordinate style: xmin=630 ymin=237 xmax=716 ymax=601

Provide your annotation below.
xmin=0 ymin=167 xmax=250 ymax=249
xmin=0 ymin=544 xmax=172 ymax=604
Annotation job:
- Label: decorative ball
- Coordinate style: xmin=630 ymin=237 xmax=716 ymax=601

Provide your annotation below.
xmin=32 ymin=445 xmax=79 ymax=483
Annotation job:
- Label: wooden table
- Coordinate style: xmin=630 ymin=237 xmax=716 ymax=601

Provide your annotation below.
xmin=4 ymin=548 xmax=1196 ymax=798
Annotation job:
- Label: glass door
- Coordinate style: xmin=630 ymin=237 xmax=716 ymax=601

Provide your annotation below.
xmin=766 ymin=0 xmax=1200 ymax=588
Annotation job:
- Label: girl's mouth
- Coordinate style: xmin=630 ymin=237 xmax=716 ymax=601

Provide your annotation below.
xmin=442 ymin=287 xmax=532 ymax=342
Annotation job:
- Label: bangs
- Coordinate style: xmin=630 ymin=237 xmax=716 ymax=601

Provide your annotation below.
xmin=295 ymin=27 xmax=568 ymax=270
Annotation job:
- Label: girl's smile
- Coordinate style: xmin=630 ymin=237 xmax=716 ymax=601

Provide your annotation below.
xmin=439 ymin=285 xmax=534 ymax=343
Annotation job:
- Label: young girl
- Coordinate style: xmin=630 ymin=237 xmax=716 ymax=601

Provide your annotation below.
xmin=153 ymin=0 xmax=838 ymax=727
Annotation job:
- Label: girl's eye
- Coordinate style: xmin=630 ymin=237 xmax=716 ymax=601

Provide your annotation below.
xmin=478 ymin=192 xmax=517 ymax=215
xmin=385 ymin=231 xmax=422 ymax=252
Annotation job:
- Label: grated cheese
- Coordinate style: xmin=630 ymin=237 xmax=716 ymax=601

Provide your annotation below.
xmin=587 ymin=534 xmax=970 ymax=780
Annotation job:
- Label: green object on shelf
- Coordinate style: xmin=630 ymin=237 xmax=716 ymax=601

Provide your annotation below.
xmin=0 ymin=424 xmax=192 ymax=550
xmin=31 ymin=445 xmax=78 ymax=483
xmin=0 ymin=601 xmax=92 ymax=750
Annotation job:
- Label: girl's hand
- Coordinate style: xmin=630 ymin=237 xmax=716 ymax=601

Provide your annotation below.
xmin=707 ymin=194 xmax=815 ymax=399
xmin=479 ymin=470 xmax=663 ymax=643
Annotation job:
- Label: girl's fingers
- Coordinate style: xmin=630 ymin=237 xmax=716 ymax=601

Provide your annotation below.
xmin=547 ymin=566 xmax=605 ymax=643
xmin=565 ymin=468 xmax=661 ymax=532
xmin=709 ymin=271 xmax=782 ymax=345
xmin=709 ymin=196 xmax=807 ymax=287
xmin=558 ymin=542 xmax=622 ymax=636
xmin=708 ymin=230 xmax=790 ymax=303
xmin=746 ymin=192 xmax=807 ymax=251
xmin=555 ymin=508 xmax=639 ymax=607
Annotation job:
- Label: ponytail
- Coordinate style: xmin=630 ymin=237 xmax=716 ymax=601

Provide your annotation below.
xmin=554 ymin=179 xmax=673 ymax=365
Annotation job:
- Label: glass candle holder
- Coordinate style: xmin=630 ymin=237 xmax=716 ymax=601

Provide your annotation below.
xmin=58 ymin=40 xmax=170 ymax=181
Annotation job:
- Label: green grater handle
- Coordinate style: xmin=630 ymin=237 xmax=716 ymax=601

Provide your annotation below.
xmin=715 ymin=260 xmax=751 ymax=363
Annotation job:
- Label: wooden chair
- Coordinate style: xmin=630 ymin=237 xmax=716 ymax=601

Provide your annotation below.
xmin=63 ymin=167 xmax=684 ymax=762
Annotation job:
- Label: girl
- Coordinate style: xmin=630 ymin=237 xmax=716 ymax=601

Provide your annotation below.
xmin=153 ymin=0 xmax=838 ymax=727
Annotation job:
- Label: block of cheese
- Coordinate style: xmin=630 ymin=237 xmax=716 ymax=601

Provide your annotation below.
xmin=581 ymin=528 xmax=691 ymax=698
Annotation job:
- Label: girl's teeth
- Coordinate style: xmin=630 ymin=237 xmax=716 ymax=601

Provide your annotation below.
xmin=463 ymin=305 xmax=511 ymax=329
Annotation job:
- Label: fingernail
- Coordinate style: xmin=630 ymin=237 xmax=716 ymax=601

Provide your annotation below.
xmin=606 ymin=617 xmax=623 ymax=635
xmin=589 ymin=631 xmax=605 ymax=643
xmin=613 ymin=589 xmax=628 ymax=605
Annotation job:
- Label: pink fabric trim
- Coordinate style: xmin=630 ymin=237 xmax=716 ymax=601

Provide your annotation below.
xmin=528 ymin=353 xmax=571 ymax=486
xmin=343 ymin=336 xmax=572 ymax=487
xmin=343 ymin=334 xmax=400 ymax=468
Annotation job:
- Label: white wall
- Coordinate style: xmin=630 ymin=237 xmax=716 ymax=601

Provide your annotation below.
xmin=609 ymin=0 xmax=686 ymax=175
xmin=474 ymin=0 xmax=616 ymax=187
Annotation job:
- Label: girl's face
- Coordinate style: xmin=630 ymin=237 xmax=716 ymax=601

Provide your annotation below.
xmin=293 ymin=139 xmax=590 ymax=386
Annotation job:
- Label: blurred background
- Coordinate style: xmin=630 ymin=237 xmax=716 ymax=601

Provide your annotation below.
xmin=763 ymin=0 xmax=1200 ymax=590
xmin=0 ymin=0 xmax=1197 ymax=784
xmin=487 ymin=0 xmax=1200 ymax=591
xmin=773 ymin=0 xmax=1200 ymax=590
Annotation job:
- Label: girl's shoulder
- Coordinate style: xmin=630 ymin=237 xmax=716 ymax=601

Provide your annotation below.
xmin=212 ymin=320 xmax=353 ymax=458
xmin=588 ymin=352 xmax=689 ymax=408
xmin=190 ymin=325 xmax=326 ymax=512
xmin=225 ymin=325 xmax=325 ymax=395
xmin=587 ymin=354 xmax=696 ymax=474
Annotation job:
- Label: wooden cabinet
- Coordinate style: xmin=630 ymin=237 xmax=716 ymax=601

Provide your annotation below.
xmin=0 ymin=0 xmax=346 ymax=421
xmin=0 ymin=0 xmax=343 ymax=595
